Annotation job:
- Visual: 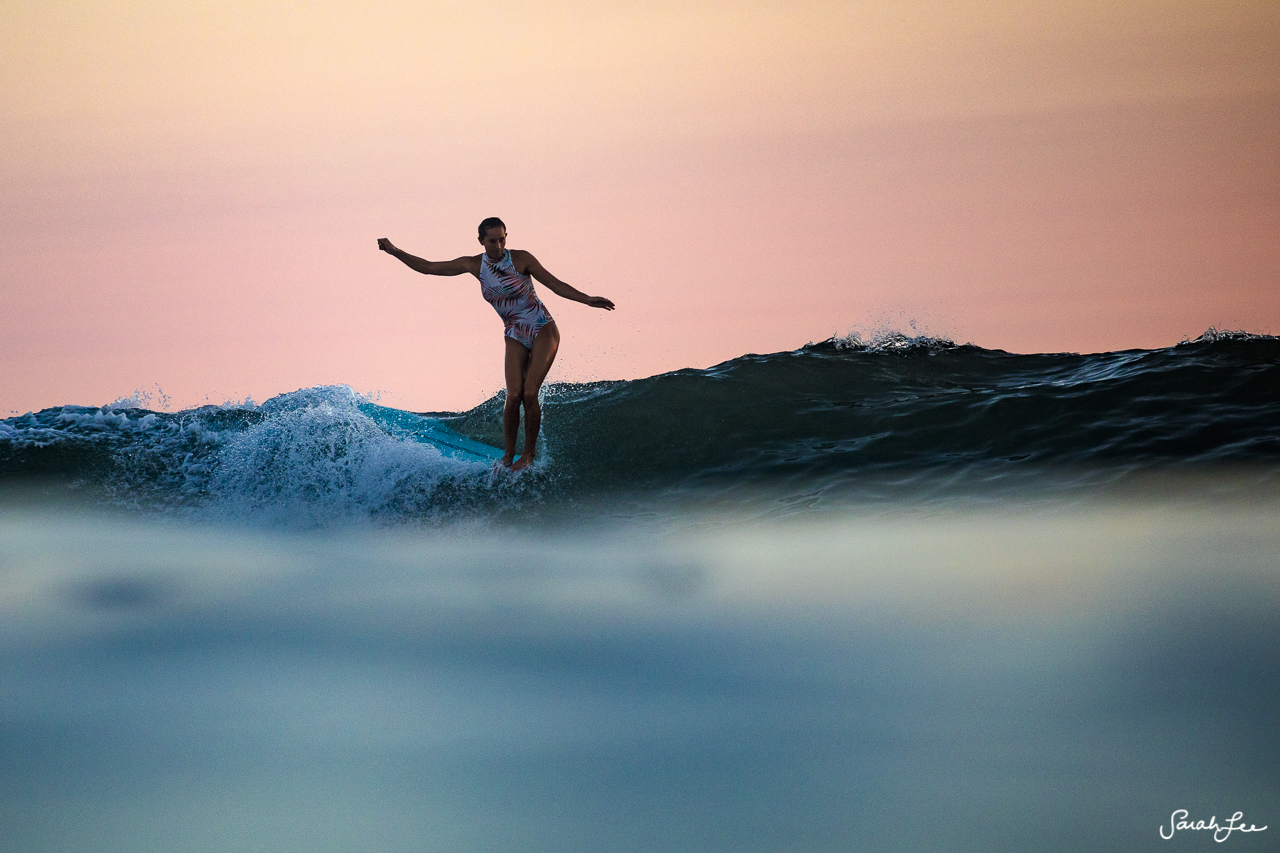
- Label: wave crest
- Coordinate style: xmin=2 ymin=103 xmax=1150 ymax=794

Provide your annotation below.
xmin=1180 ymin=327 xmax=1279 ymax=346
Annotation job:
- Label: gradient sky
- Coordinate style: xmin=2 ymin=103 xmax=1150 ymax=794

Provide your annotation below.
xmin=3 ymin=0 xmax=1278 ymax=413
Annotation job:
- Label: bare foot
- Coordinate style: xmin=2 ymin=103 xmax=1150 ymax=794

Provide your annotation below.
xmin=495 ymin=456 xmax=514 ymax=471
xmin=511 ymin=455 xmax=535 ymax=472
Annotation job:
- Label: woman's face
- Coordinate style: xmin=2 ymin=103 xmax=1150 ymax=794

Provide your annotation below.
xmin=479 ymin=227 xmax=506 ymax=259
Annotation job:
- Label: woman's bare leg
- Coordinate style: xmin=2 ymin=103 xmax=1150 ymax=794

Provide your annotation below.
xmin=511 ymin=323 xmax=560 ymax=471
xmin=501 ymin=337 xmax=530 ymax=466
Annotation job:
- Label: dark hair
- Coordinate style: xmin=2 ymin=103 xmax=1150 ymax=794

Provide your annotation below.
xmin=478 ymin=217 xmax=506 ymax=240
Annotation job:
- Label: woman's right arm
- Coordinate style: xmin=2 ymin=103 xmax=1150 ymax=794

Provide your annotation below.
xmin=378 ymin=238 xmax=478 ymax=276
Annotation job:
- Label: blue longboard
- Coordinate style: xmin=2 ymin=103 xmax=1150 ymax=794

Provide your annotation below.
xmin=358 ymin=403 xmax=504 ymax=464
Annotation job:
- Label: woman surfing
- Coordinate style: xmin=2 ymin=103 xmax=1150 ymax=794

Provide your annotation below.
xmin=378 ymin=218 xmax=615 ymax=471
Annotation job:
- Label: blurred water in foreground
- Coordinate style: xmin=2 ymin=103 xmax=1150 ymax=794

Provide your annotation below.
xmin=1 ymin=490 xmax=1277 ymax=852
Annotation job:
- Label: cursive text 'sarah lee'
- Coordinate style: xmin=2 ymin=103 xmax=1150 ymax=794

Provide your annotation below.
xmin=1161 ymin=810 xmax=1267 ymax=842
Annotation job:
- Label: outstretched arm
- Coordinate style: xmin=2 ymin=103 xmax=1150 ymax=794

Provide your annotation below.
xmin=514 ymin=250 xmax=615 ymax=310
xmin=377 ymin=238 xmax=479 ymax=276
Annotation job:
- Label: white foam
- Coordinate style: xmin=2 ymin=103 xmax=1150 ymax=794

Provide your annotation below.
xmin=834 ymin=326 xmax=958 ymax=353
xmin=1181 ymin=327 xmax=1278 ymax=345
xmin=206 ymin=391 xmax=487 ymax=528
xmin=3 ymin=386 xmax=513 ymax=527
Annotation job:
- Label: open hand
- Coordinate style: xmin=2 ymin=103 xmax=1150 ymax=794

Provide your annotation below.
xmin=586 ymin=295 xmax=615 ymax=310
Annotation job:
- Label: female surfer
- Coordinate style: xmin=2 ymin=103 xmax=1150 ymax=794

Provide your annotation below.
xmin=377 ymin=218 xmax=615 ymax=471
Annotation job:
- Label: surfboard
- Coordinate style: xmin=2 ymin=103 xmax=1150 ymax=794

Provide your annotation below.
xmin=358 ymin=402 xmax=504 ymax=463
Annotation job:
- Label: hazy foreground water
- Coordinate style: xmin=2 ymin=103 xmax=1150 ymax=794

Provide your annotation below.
xmin=1 ymin=485 xmax=1276 ymax=852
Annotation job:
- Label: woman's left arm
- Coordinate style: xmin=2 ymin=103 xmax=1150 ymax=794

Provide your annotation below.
xmin=516 ymin=250 xmax=615 ymax=310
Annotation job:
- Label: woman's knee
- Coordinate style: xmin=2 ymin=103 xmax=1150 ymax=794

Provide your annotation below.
xmin=522 ymin=389 xmax=540 ymax=410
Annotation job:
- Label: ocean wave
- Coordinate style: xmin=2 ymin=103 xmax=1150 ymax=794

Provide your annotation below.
xmin=4 ymin=332 xmax=1279 ymax=525
xmin=1 ymin=386 xmax=536 ymax=527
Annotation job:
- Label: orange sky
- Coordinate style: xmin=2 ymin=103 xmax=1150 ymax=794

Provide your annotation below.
xmin=3 ymin=0 xmax=1278 ymax=413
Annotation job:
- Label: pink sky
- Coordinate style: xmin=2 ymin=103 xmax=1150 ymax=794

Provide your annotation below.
xmin=3 ymin=0 xmax=1278 ymax=414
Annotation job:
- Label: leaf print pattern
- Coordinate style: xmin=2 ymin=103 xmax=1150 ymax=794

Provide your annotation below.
xmin=478 ymin=250 xmax=553 ymax=350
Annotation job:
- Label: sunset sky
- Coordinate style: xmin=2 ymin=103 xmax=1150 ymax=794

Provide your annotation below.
xmin=3 ymin=0 xmax=1278 ymax=413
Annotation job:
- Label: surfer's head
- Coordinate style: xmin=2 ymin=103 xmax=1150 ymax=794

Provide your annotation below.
xmin=477 ymin=217 xmax=507 ymax=259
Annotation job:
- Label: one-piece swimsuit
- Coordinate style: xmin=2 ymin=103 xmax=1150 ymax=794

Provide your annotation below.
xmin=478 ymin=250 xmax=553 ymax=350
